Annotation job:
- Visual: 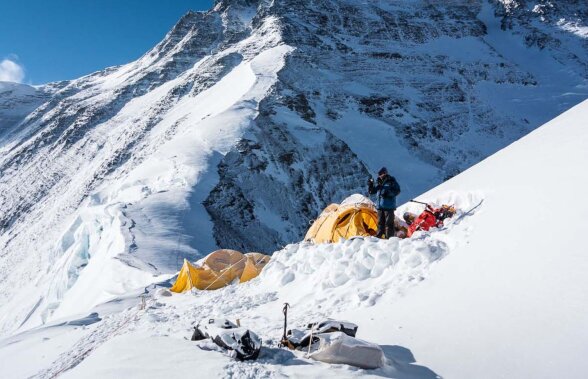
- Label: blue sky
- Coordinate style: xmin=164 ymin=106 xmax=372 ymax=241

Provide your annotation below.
xmin=0 ymin=0 xmax=213 ymax=84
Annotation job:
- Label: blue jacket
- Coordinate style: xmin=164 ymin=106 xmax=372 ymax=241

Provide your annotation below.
xmin=368 ymin=174 xmax=400 ymax=210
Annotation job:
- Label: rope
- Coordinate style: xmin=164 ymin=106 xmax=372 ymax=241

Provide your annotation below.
xmin=251 ymin=254 xmax=268 ymax=276
xmin=187 ymin=251 xmax=270 ymax=293
xmin=185 ymin=259 xmax=195 ymax=293
xmin=201 ymin=254 xmax=248 ymax=291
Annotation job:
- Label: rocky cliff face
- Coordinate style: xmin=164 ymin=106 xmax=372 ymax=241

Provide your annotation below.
xmin=0 ymin=0 xmax=586 ymax=334
xmin=204 ymin=0 xmax=587 ymax=250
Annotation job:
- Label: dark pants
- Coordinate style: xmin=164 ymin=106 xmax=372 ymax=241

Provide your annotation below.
xmin=377 ymin=209 xmax=395 ymax=239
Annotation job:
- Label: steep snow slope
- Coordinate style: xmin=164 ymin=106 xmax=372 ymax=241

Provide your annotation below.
xmin=2 ymin=99 xmax=587 ymax=378
xmin=1 ymin=0 xmax=587 ymax=337
xmin=339 ymin=98 xmax=588 ymax=378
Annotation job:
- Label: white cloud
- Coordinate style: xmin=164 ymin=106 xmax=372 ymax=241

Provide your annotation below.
xmin=0 ymin=58 xmax=25 ymax=83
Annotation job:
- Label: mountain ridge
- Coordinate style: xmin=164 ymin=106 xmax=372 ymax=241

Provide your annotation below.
xmin=0 ymin=0 xmax=586 ymax=335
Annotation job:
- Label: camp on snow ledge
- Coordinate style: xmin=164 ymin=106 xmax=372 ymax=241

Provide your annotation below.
xmin=305 ymin=194 xmax=457 ymax=242
xmin=171 ymin=194 xmax=456 ymax=292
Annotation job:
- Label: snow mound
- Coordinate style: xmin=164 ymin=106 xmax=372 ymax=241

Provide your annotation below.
xmin=339 ymin=193 xmax=375 ymax=208
xmin=257 ymin=192 xmax=481 ymax=312
xmin=265 ymin=237 xmax=447 ymax=307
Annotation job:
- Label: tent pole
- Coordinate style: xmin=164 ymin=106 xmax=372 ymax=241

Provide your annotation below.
xmin=185 ymin=259 xmax=195 ymax=293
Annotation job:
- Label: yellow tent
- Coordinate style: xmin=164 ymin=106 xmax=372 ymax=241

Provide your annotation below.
xmin=170 ymin=249 xmax=271 ymax=293
xmin=240 ymin=252 xmax=271 ymax=283
xmin=304 ymin=194 xmax=378 ymax=244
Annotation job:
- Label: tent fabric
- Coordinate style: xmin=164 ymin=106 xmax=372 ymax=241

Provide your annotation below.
xmin=170 ymin=249 xmax=246 ymax=292
xmin=240 ymin=253 xmax=271 ymax=283
xmin=304 ymin=194 xmax=378 ymax=244
xmin=170 ymin=249 xmax=271 ymax=293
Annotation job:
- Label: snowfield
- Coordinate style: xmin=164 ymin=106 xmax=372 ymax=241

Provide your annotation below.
xmin=2 ymin=99 xmax=587 ymax=378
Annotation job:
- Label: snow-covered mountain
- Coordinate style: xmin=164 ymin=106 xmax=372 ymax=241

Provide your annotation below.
xmin=0 ymin=82 xmax=53 ymax=139
xmin=0 ymin=0 xmax=586 ymax=337
xmin=2 ymin=91 xmax=587 ymax=379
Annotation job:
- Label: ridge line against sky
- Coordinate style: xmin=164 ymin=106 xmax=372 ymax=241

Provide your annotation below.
xmin=0 ymin=0 xmax=213 ymax=85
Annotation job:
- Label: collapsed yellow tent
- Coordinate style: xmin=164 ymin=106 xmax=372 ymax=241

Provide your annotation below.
xmin=170 ymin=249 xmax=271 ymax=293
xmin=304 ymin=194 xmax=378 ymax=244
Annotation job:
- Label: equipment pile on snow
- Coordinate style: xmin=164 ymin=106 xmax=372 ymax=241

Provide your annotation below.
xmin=403 ymin=200 xmax=456 ymax=237
xmin=191 ymin=318 xmax=262 ymax=361
xmin=283 ymin=320 xmax=358 ymax=348
xmin=170 ymin=250 xmax=270 ymax=292
xmin=280 ymin=304 xmax=384 ymax=369
xmin=283 ymin=320 xmax=384 ymax=369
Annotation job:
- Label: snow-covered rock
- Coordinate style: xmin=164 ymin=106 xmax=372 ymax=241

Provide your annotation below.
xmin=0 ymin=82 xmax=51 ymax=140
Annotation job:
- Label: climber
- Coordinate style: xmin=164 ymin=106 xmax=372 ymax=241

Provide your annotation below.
xmin=368 ymin=167 xmax=401 ymax=239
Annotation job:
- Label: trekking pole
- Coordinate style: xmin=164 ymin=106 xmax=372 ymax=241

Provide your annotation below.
xmin=306 ymin=326 xmax=314 ymax=357
xmin=279 ymin=303 xmax=290 ymax=347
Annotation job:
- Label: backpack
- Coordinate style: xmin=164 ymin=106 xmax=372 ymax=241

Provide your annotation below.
xmin=191 ymin=318 xmax=261 ymax=361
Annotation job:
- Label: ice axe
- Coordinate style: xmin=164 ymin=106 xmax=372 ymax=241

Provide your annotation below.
xmin=409 ymin=199 xmax=428 ymax=206
xmin=279 ymin=303 xmax=294 ymax=349
xmin=410 ymin=199 xmax=435 ymax=212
